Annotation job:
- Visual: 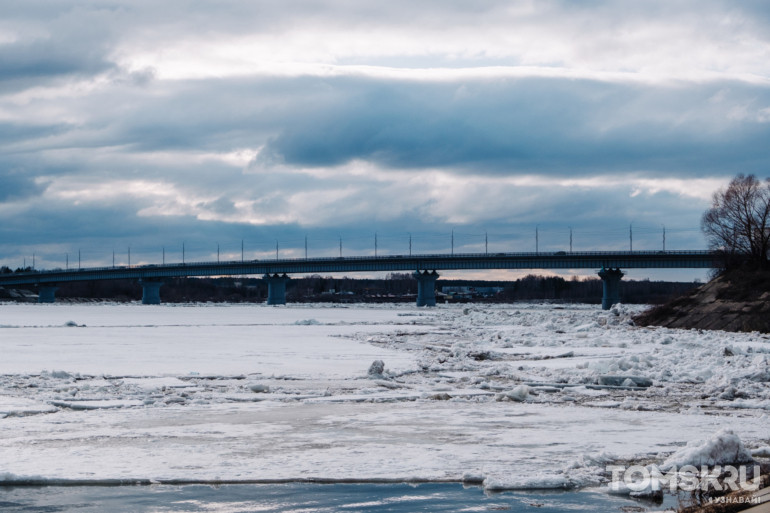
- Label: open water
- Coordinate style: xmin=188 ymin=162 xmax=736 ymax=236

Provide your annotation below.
xmin=0 ymin=482 xmax=679 ymax=512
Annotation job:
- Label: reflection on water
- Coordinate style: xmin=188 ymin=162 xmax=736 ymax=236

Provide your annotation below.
xmin=0 ymin=482 xmax=675 ymax=512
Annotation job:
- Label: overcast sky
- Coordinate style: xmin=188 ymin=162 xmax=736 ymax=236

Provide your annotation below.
xmin=2 ymin=1 xmax=769 ymax=279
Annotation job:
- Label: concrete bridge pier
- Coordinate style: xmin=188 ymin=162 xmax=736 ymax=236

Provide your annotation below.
xmin=264 ymin=274 xmax=290 ymax=305
xmin=37 ymin=285 xmax=58 ymax=303
xmin=413 ymin=270 xmax=439 ymax=307
xmin=140 ymin=279 xmax=163 ymax=305
xmin=598 ymin=267 xmax=624 ymax=310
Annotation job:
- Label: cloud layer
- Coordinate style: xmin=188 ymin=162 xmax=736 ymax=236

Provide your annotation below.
xmin=1 ymin=1 xmax=769 ymax=276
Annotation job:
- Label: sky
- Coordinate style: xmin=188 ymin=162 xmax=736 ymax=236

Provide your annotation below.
xmin=1 ymin=0 xmax=769 ymax=280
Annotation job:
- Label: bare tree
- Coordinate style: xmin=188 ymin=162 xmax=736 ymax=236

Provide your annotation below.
xmin=702 ymin=174 xmax=770 ymax=270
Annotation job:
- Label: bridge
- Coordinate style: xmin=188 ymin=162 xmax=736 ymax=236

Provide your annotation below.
xmin=0 ymin=250 xmax=716 ymax=309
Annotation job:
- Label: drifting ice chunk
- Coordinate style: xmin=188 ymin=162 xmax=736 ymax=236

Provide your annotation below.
xmin=50 ymin=399 xmax=145 ymax=410
xmin=49 ymin=370 xmax=73 ymax=380
xmin=368 ymin=360 xmax=385 ymax=377
xmin=719 ymin=386 xmax=737 ymax=400
xmin=462 ymin=472 xmax=484 ymax=484
xmin=0 ymin=397 xmax=57 ymax=417
xmin=598 ymin=375 xmax=652 ymax=387
xmin=374 ymin=380 xmax=401 ymax=389
xmin=497 ymin=385 xmax=530 ymax=402
xmin=661 ymin=429 xmax=754 ymax=469
xmin=608 ymin=480 xmax=663 ymax=501
xmin=0 ymin=472 xmax=28 ymax=482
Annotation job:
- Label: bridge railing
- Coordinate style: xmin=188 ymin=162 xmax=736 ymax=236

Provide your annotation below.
xmin=4 ymin=249 xmax=715 ymax=277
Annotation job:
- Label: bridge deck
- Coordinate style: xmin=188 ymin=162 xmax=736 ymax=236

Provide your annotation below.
xmin=0 ymin=250 xmax=716 ymax=286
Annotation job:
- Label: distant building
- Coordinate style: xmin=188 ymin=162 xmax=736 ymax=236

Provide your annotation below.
xmin=441 ymin=286 xmax=503 ymax=299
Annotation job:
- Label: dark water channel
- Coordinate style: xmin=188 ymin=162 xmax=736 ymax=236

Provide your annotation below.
xmin=0 ymin=482 xmax=681 ymax=512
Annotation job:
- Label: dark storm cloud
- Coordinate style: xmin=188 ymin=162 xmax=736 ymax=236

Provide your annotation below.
xmin=253 ymin=76 xmax=770 ymax=177
xmin=0 ymin=4 xmax=119 ymax=92
xmin=0 ymin=121 xmax=72 ymax=146
xmin=0 ymin=40 xmax=114 ymax=82
xmin=0 ymin=167 xmax=44 ymax=201
xmin=25 ymin=72 xmax=767 ymax=181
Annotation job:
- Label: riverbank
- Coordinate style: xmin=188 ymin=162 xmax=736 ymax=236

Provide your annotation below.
xmin=634 ymin=269 xmax=770 ymax=333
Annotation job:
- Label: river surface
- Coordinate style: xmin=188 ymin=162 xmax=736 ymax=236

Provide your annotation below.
xmin=0 ymin=483 xmax=680 ymax=512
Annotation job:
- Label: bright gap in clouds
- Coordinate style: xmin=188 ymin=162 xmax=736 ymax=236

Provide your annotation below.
xmin=113 ymin=2 xmax=770 ymax=83
xmin=37 ymin=160 xmax=719 ymax=230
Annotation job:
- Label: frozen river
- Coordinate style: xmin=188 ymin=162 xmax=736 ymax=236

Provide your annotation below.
xmin=1 ymin=302 xmax=768 ymax=507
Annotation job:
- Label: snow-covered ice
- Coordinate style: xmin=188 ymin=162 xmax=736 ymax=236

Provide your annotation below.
xmin=0 ymin=302 xmax=768 ymax=490
xmin=0 ymin=304 xmax=421 ymax=378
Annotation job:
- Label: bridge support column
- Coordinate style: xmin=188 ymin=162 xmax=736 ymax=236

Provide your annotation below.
xmin=264 ymin=274 xmax=290 ymax=305
xmin=38 ymin=285 xmax=58 ymax=303
xmin=598 ymin=267 xmax=623 ymax=310
xmin=140 ymin=280 xmax=163 ymax=305
xmin=414 ymin=270 xmax=439 ymax=307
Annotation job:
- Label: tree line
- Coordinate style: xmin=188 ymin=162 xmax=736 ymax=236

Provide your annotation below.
xmin=1 ymin=273 xmax=698 ymax=305
xmin=702 ymin=173 xmax=770 ymax=271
